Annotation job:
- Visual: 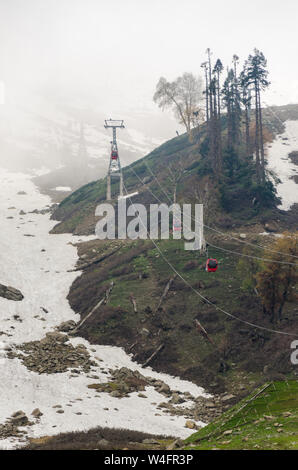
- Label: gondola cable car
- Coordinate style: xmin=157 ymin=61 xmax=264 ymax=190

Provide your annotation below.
xmin=206 ymin=257 xmax=218 ymax=272
xmin=205 ymin=245 xmax=218 ymax=272
xmin=111 ymin=150 xmax=118 ymax=160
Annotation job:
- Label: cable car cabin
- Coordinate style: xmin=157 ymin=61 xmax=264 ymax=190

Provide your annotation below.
xmin=111 ymin=151 xmax=118 ymax=160
xmin=206 ymin=258 xmax=218 ymax=272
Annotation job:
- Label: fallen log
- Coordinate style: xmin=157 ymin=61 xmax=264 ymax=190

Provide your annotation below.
xmin=142 ymin=343 xmax=164 ymax=368
xmin=129 ymin=293 xmax=137 ymax=313
xmin=70 ymin=282 xmax=114 ymax=333
xmin=155 ymin=275 xmax=177 ymax=312
xmin=194 ymin=319 xmax=215 ymax=346
xmin=68 ymin=245 xmax=122 ymax=272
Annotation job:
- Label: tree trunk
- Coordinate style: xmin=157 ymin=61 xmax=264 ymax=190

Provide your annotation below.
xmin=254 ymin=79 xmax=261 ymax=183
xmin=258 ymin=86 xmax=265 ymax=182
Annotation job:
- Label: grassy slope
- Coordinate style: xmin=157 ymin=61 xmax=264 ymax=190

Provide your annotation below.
xmin=69 ymin=235 xmax=297 ymax=395
xmin=184 ymin=380 xmax=298 ymax=450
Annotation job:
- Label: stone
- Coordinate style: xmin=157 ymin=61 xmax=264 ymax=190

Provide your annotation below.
xmin=97 ymin=439 xmax=110 ymax=448
xmin=157 ymin=383 xmax=171 ymax=396
xmin=221 ymin=394 xmax=235 ymax=402
xmin=205 ymin=401 xmax=216 ymax=408
xmin=167 ymin=439 xmax=183 ymax=450
xmin=140 ymin=328 xmax=150 ymax=336
xmin=170 ymin=393 xmax=184 ymax=405
xmin=10 ymin=411 xmax=29 ymax=426
xmin=264 ymin=222 xmax=278 ymax=233
xmin=0 ymin=284 xmax=24 ymax=302
xmin=57 ymin=320 xmax=76 ymax=332
xmin=239 ymin=234 xmax=247 ymax=239
xmin=31 ymin=408 xmax=43 ymax=418
xmin=142 ymin=438 xmax=159 ymax=445
xmin=185 ymin=420 xmax=196 ymax=429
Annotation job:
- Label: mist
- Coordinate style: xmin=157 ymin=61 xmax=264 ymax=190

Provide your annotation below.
xmin=0 ymin=0 xmax=297 ymax=183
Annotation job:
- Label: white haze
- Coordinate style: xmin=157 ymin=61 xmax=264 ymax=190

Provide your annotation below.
xmin=0 ymin=0 xmax=297 ymax=174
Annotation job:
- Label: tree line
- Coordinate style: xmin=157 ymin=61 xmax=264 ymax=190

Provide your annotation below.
xmin=153 ymin=48 xmax=271 ymax=188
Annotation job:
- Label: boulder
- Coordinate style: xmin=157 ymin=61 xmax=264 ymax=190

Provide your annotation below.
xmin=185 ymin=420 xmax=196 ymax=429
xmin=97 ymin=439 xmax=110 ymax=448
xmin=57 ymin=320 xmax=76 ymax=332
xmin=0 ymin=284 xmax=24 ymax=301
xmin=31 ymin=408 xmax=43 ymax=418
xmin=10 ymin=411 xmax=29 ymax=426
xmin=264 ymin=222 xmax=278 ymax=233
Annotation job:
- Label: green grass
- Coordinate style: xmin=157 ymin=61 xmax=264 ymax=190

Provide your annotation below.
xmin=184 ymin=380 xmax=298 ymax=450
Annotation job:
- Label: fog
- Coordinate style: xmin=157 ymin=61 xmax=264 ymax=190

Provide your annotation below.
xmin=0 ymin=0 xmax=297 ymax=185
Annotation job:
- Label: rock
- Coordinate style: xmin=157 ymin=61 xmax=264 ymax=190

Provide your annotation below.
xmin=10 ymin=411 xmax=29 ymax=426
xmin=221 ymin=394 xmax=235 ymax=402
xmin=239 ymin=234 xmax=247 ymax=239
xmin=11 ymin=332 xmax=95 ymax=375
xmin=45 ymin=331 xmax=68 ymax=343
xmin=167 ymin=439 xmax=183 ymax=450
xmin=185 ymin=420 xmax=196 ymax=429
xmin=157 ymin=383 xmax=171 ymax=396
xmin=57 ymin=320 xmax=76 ymax=332
xmin=31 ymin=408 xmax=43 ymax=418
xmin=0 ymin=284 xmax=24 ymax=301
xmin=223 ymin=429 xmax=233 ymax=435
xmin=170 ymin=393 xmax=184 ymax=405
xmin=97 ymin=439 xmax=110 ymax=448
xmin=264 ymin=222 xmax=278 ymax=233
xmin=140 ymin=328 xmax=150 ymax=336
xmin=142 ymin=438 xmax=159 ymax=445
xmin=110 ymin=390 xmax=122 ymax=398
xmin=205 ymin=401 xmax=216 ymax=408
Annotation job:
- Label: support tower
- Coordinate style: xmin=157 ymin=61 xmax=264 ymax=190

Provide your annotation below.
xmin=104 ymin=119 xmax=125 ymax=200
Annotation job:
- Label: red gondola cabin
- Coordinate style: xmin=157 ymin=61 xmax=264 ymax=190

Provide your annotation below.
xmin=111 ymin=150 xmax=118 ymax=160
xmin=206 ymin=258 xmax=218 ymax=272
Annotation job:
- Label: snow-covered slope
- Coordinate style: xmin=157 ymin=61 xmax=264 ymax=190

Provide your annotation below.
xmin=0 ymin=99 xmax=167 ymax=180
xmin=266 ymin=120 xmax=298 ymax=210
xmin=0 ymin=169 xmax=209 ymax=449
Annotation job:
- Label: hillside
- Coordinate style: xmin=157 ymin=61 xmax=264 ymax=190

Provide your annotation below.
xmin=48 ymin=103 xmax=298 ymax=400
xmin=183 ymin=380 xmax=298 ymax=450
xmin=51 ymin=104 xmax=298 ymax=236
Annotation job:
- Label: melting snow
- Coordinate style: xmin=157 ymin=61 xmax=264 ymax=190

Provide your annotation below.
xmin=0 ymin=169 xmax=209 ymax=449
xmin=266 ymin=120 xmax=298 ymax=210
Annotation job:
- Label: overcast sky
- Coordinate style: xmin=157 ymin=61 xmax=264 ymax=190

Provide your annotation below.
xmin=0 ymin=0 xmax=297 ymax=115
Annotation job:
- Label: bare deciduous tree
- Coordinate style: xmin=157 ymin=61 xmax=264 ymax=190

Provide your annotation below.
xmin=153 ymin=73 xmax=204 ymax=139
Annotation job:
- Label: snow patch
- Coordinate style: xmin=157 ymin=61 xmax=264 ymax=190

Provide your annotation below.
xmin=0 ymin=169 xmax=209 ymax=449
xmin=266 ymin=120 xmax=298 ymax=210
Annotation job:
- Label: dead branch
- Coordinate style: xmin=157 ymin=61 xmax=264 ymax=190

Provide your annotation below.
xmin=68 ymin=245 xmax=122 ymax=272
xmin=142 ymin=343 xmax=165 ymax=368
xmin=130 ymin=293 xmax=137 ymax=313
xmin=70 ymin=282 xmax=114 ymax=333
xmin=155 ymin=275 xmax=177 ymax=312
xmin=194 ymin=319 xmax=215 ymax=346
